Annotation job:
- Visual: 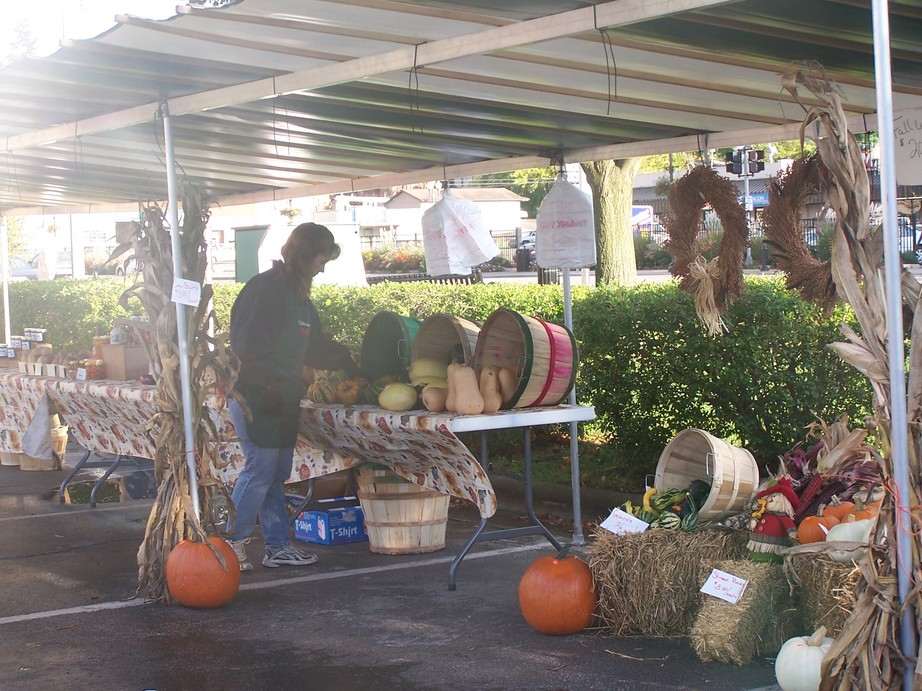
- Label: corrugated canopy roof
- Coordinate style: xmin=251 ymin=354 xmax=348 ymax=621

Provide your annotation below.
xmin=1 ymin=0 xmax=921 ymax=215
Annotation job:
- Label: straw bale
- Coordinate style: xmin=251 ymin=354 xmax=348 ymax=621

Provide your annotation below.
xmin=786 ymin=553 xmax=858 ymax=637
xmin=689 ymin=559 xmax=803 ymax=666
xmin=588 ymin=527 xmax=747 ymax=637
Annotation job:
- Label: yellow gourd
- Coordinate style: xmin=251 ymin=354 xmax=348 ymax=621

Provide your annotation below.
xmin=498 ymin=366 xmax=517 ymax=406
xmin=452 ymin=365 xmax=485 ymax=415
xmin=445 ymin=361 xmax=462 ymax=413
xmin=479 ymin=366 xmax=502 ymax=414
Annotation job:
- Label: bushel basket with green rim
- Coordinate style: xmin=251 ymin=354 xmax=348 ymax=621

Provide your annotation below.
xmin=473 ymin=308 xmax=578 ymax=408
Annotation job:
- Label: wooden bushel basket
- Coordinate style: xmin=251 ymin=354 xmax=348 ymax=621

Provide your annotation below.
xmin=411 ymin=313 xmax=480 ymax=366
xmin=654 ymin=429 xmax=759 ymax=522
xmin=357 ymin=467 xmax=449 ymax=554
xmin=474 ymin=308 xmax=578 ymax=408
xmin=360 ymin=311 xmax=421 ymax=381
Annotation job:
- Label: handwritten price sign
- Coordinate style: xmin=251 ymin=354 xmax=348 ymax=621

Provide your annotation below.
xmin=171 ymin=278 xmax=202 ymax=307
xmin=599 ymin=507 xmax=649 ymax=536
xmin=895 ymin=108 xmax=922 ymax=185
xmin=700 ymin=568 xmax=749 ymax=604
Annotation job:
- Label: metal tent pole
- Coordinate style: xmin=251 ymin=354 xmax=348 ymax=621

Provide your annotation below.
xmin=0 ymin=216 xmax=10 ymax=344
xmin=870 ymin=2 xmax=915 ymax=688
xmin=563 ymin=268 xmax=584 ymax=545
xmin=160 ymin=102 xmax=201 ymax=521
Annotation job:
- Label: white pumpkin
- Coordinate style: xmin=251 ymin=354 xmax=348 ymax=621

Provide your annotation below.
xmin=775 ymin=626 xmax=835 ymax=691
xmin=825 ymin=515 xmax=875 ymax=563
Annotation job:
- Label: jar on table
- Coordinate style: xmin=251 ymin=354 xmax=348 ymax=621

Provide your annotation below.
xmin=94 ymin=359 xmax=106 ymax=380
xmin=68 ymin=360 xmax=79 ymax=379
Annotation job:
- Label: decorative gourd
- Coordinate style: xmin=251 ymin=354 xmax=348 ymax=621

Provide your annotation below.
xmin=444 ymin=362 xmax=462 ymax=413
xmin=774 ymin=626 xmax=834 ymax=691
xmin=421 ymin=384 xmax=449 ymax=412
xmin=825 ymin=514 xmax=875 ymax=563
xmin=307 ymin=380 xmax=338 ymax=404
xmin=518 ymin=544 xmax=595 ymax=636
xmin=498 ymin=366 xmax=517 ymax=406
xmin=378 ymin=382 xmax=418 ymax=411
xmin=166 ymin=534 xmax=240 ymax=608
xmin=479 ymin=365 xmax=503 ymax=414
xmin=452 ymin=365 xmax=484 ymax=415
xmin=796 ymin=508 xmax=840 ymax=544
xmin=336 ymin=378 xmax=363 ymax=405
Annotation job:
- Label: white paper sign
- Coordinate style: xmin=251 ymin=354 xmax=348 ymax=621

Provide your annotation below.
xmin=171 ymin=278 xmax=202 ymax=307
xmin=894 ymin=108 xmax=922 ymax=185
xmin=599 ymin=507 xmax=649 ymax=535
xmin=76 ymin=367 xmax=87 ymax=381
xmin=700 ymin=568 xmax=749 ymax=604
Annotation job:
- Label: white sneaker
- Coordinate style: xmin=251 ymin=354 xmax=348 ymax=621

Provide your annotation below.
xmin=262 ymin=544 xmax=318 ymax=568
xmin=227 ymin=539 xmax=253 ymax=572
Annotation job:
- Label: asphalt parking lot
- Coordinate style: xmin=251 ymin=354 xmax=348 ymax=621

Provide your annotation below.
xmin=0 ymin=460 xmax=780 ymax=690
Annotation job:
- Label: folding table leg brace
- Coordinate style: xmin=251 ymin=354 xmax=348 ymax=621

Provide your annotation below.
xmin=448 ymin=427 xmax=561 ymax=590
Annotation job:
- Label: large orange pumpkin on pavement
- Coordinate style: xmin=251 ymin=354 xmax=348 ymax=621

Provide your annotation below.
xmin=518 ymin=545 xmax=595 ymax=635
xmin=166 ymin=535 xmax=240 ymax=608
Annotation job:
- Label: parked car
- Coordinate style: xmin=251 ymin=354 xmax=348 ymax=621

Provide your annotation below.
xmin=9 ymin=256 xmax=38 ymax=280
xmin=516 ymin=231 xmax=536 ymax=251
xmin=29 ymin=251 xmax=73 ymax=278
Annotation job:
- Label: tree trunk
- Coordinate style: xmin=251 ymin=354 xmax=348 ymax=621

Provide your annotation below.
xmin=581 ymin=158 xmax=642 ymax=286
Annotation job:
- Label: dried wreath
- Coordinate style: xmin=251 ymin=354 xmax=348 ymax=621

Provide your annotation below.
xmin=761 ymin=154 xmax=837 ymax=312
xmin=664 ymin=166 xmax=747 ymax=334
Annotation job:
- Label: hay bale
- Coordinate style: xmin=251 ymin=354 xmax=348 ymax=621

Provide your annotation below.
xmin=689 ymin=559 xmax=803 ymax=665
xmin=786 ymin=553 xmax=858 ymax=637
xmin=588 ymin=527 xmax=747 ymax=636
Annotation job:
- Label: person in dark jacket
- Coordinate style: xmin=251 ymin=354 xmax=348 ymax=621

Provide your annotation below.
xmin=227 ymin=222 xmax=358 ymax=570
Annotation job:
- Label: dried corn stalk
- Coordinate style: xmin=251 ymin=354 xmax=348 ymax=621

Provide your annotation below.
xmin=118 ymin=182 xmax=239 ymax=603
xmin=781 ymin=61 xmax=922 ymax=690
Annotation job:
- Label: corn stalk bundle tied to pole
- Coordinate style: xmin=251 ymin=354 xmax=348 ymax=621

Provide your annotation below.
xmin=780 ymin=61 xmax=922 ymax=690
xmin=118 ymin=182 xmax=239 ymax=604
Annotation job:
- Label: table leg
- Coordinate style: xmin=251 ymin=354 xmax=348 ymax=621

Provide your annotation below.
xmin=286 ymin=478 xmax=316 ymax=525
xmin=90 ymin=455 xmax=124 ymax=508
xmin=59 ymin=449 xmax=91 ymax=503
xmin=447 ymin=426 xmax=561 ymax=590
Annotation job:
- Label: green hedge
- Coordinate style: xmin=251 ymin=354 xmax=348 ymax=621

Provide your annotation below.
xmin=4 ymin=276 xmax=872 ymax=487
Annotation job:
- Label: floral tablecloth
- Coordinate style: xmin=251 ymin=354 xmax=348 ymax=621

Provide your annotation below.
xmin=0 ymin=372 xmax=497 ymax=517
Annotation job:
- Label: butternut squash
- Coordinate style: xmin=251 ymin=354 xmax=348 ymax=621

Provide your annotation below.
xmin=421 ymin=384 xmax=449 ymax=412
xmin=445 ymin=361 xmax=463 ymax=413
xmin=452 ymin=365 xmax=485 ymax=415
xmin=498 ymin=366 xmax=518 ymax=406
xmin=479 ymin=366 xmax=503 ymax=413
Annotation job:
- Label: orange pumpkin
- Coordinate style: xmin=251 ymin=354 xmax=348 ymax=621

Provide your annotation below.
xmin=823 ymin=500 xmax=855 ymax=522
xmin=518 ymin=545 xmax=595 ymax=635
xmin=850 ymin=497 xmax=881 ymax=521
xmin=797 ymin=510 xmax=840 ymax=544
xmin=166 ymin=535 xmax=240 ymax=608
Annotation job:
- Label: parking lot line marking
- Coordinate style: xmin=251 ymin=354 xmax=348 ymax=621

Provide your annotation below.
xmin=0 ymin=541 xmax=547 ymax=626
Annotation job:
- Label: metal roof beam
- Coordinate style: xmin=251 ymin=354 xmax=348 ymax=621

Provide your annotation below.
xmin=3 ymin=0 xmax=734 ymax=153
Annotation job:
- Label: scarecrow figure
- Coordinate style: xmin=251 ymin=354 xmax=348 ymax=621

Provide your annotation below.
xmin=747 ymin=477 xmax=799 ymax=564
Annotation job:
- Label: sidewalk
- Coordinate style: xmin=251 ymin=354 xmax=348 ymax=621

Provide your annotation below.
xmin=0 ymin=460 xmax=780 ymax=690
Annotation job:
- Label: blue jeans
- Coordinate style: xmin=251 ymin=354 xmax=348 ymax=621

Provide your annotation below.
xmin=227 ymin=399 xmax=294 ymax=550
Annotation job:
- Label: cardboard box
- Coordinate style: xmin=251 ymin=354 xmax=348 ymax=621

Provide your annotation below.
xmin=100 ymin=344 xmax=149 ymax=381
xmin=295 ymin=503 xmax=367 ymax=545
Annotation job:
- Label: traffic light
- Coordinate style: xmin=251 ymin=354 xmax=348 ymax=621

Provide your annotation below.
xmin=748 ymin=149 xmax=765 ymax=174
xmin=725 ymin=151 xmax=742 ymax=175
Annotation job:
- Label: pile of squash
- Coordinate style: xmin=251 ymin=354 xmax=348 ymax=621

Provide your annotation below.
xmin=305 ymin=369 xmax=385 ymax=406
xmin=405 ymin=357 xmax=518 ymax=415
xmin=795 ymin=495 xmax=880 ymax=562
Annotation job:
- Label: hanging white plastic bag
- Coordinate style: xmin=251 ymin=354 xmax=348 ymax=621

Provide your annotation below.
xmin=536 ymin=178 xmax=596 ymax=269
xmin=422 ymin=192 xmax=500 ymax=275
